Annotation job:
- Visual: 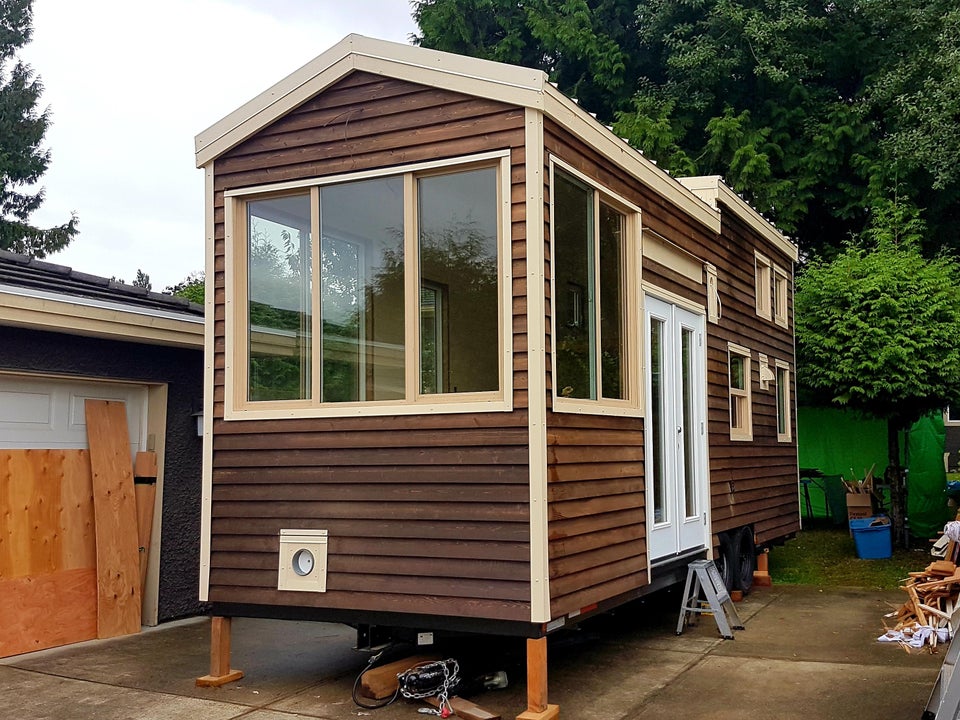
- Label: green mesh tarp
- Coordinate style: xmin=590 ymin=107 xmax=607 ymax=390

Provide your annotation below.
xmin=797 ymin=407 xmax=887 ymax=517
xmin=908 ymin=413 xmax=953 ymax=539
xmin=797 ymin=407 xmax=950 ymax=539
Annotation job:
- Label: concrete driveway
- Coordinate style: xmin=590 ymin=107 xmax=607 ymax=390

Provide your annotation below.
xmin=0 ymin=585 xmax=943 ymax=720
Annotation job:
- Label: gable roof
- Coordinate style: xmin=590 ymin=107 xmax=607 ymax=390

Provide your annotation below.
xmin=0 ymin=249 xmax=203 ymax=348
xmin=195 ymin=34 xmax=722 ymax=234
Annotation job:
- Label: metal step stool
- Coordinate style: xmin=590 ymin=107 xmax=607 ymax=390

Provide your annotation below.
xmin=676 ymin=559 xmax=745 ymax=639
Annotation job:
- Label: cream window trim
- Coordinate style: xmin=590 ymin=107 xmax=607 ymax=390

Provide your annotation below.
xmin=775 ymin=359 xmax=792 ymax=443
xmin=223 ymin=150 xmax=512 ymax=199
xmin=728 ymin=342 xmax=753 ymax=441
xmin=549 ymin=158 xmax=643 ymax=418
xmin=641 ymin=227 xmax=704 ymax=284
xmin=774 ymin=265 xmax=789 ymax=328
xmin=755 ymin=252 xmax=772 ymax=320
xmin=223 ymin=152 xmax=513 ymax=421
xmin=640 ymin=281 xmax=706 ymax=316
xmin=945 ymin=407 xmax=960 ymax=428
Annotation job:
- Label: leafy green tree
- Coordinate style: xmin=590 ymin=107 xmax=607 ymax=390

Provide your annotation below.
xmin=415 ymin=0 xmax=643 ymax=120
xmin=414 ymin=0 xmax=960 ymax=259
xmin=0 ymin=0 xmax=77 ymax=256
xmin=165 ymin=271 xmax=204 ymax=304
xmin=795 ymin=225 xmax=960 ymax=546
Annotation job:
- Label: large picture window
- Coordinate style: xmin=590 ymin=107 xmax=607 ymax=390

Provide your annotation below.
xmin=228 ymin=153 xmax=510 ymax=417
xmin=551 ymin=164 xmax=638 ymax=413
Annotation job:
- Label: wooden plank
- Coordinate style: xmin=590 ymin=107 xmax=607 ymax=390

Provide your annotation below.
xmin=133 ymin=450 xmax=157 ymax=479
xmin=525 ymin=637 xmax=549 ymax=713
xmin=85 ymin=399 xmax=141 ymax=639
xmin=0 ymin=568 xmax=98 ymax=658
xmin=196 ymin=616 xmax=244 ymax=687
xmin=60 ymin=451 xmax=96 ymax=571
xmin=359 ymin=655 xmax=440 ymax=699
xmin=425 ymin=696 xmax=501 ymax=720
xmin=135 ymin=482 xmax=157 ymax=594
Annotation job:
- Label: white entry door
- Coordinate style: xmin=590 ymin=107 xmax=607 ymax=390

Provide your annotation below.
xmin=645 ymin=296 xmax=708 ymax=560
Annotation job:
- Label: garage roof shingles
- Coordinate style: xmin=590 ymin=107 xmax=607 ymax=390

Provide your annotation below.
xmin=0 ymin=249 xmax=203 ymax=317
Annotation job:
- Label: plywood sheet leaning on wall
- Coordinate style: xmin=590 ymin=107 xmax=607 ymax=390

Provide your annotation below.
xmin=85 ymin=399 xmax=142 ymax=638
xmin=0 ymin=449 xmax=98 ymax=657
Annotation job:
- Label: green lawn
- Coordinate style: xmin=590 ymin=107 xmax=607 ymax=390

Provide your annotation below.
xmin=768 ymin=525 xmax=932 ymax=590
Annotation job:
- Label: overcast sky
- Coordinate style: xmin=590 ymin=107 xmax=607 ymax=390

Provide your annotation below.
xmin=21 ymin=0 xmax=419 ymax=290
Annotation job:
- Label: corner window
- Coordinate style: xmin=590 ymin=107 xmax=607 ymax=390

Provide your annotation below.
xmin=775 ymin=360 xmax=791 ymax=442
xmin=227 ymin=153 xmax=511 ymax=418
xmin=551 ymin=163 xmax=639 ymax=414
xmin=728 ymin=343 xmax=752 ymax=441
xmin=774 ymin=265 xmax=789 ymax=328
xmin=755 ymin=252 xmax=772 ymax=320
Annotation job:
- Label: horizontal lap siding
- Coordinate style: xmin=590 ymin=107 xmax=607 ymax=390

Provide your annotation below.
xmin=209 ymin=72 xmax=532 ymax=623
xmin=542 ymin=122 xmax=678 ymax=616
xmin=702 ymin=211 xmax=799 ymax=546
xmin=645 ymin=204 xmax=799 ymax=549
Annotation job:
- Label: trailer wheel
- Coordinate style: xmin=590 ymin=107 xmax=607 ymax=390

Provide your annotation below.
xmin=715 ymin=532 xmax=738 ymax=592
xmin=737 ymin=526 xmax=756 ymax=594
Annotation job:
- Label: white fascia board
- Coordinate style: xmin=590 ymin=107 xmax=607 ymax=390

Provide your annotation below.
xmin=679 ymin=176 xmax=798 ymax=262
xmin=543 ymin=91 xmax=720 ymax=234
xmin=0 ymin=285 xmax=203 ymax=348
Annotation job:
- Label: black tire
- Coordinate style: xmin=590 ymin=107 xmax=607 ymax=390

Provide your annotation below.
xmin=715 ymin=531 xmax=739 ymax=592
xmin=737 ymin=526 xmax=756 ymax=594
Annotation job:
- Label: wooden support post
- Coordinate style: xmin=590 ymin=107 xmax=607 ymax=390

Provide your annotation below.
xmin=196 ymin=616 xmax=244 ymax=687
xmin=516 ymin=637 xmax=559 ymax=720
xmin=753 ymin=549 xmax=772 ymax=587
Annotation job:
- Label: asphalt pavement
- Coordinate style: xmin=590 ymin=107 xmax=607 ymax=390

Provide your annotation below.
xmin=0 ymin=584 xmax=943 ymax=720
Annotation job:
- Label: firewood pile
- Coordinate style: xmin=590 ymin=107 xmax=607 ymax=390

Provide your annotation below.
xmin=880 ymin=559 xmax=959 ymax=653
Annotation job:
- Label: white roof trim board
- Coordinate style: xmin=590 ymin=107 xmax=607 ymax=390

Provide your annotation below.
xmin=680 ymin=176 xmax=798 ymax=261
xmin=195 ymin=34 xmax=721 ymax=234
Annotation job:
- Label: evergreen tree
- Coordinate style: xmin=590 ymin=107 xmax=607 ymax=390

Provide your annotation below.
xmin=0 ymin=0 xmax=77 ymax=257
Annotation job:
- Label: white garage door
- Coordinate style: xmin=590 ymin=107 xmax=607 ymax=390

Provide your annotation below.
xmin=0 ymin=374 xmax=148 ymax=458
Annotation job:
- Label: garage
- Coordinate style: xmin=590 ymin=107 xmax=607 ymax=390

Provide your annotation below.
xmin=0 ymin=249 xmax=205 ymax=657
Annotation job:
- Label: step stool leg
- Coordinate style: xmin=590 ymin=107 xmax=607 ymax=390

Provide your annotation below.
xmin=677 ymin=566 xmax=696 ymax=635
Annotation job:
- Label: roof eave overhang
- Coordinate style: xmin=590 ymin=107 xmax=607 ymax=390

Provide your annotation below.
xmin=195 ymin=34 xmax=720 ymax=234
xmin=0 ymin=285 xmax=204 ymax=349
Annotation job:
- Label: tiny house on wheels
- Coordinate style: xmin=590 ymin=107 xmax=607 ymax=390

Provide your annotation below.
xmin=195 ymin=35 xmax=799 ymax=717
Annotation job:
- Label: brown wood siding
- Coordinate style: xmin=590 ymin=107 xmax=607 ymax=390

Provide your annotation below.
xmin=542 ymin=118 xmax=798 ymax=617
xmin=209 ymin=72 xmax=532 ymax=623
xmin=699 ymin=208 xmax=798 ymax=547
xmin=642 ymin=203 xmax=799 ymax=549
xmin=542 ymin=121 xmax=687 ymax=616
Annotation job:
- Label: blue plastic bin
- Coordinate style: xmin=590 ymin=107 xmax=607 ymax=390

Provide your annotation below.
xmin=849 ymin=516 xmax=892 ymax=559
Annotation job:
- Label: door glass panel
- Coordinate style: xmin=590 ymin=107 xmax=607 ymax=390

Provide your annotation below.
xmin=650 ymin=317 xmax=666 ymax=524
xmin=682 ymin=327 xmax=697 ymax=518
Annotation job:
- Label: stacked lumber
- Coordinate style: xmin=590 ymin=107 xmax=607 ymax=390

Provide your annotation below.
xmin=843 ymin=463 xmax=876 ymax=494
xmin=882 ymin=560 xmax=960 ymax=652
